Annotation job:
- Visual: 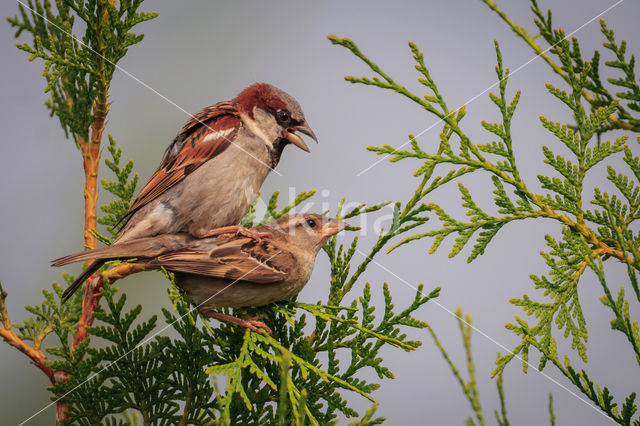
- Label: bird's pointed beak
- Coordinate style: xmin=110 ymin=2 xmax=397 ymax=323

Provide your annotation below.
xmin=284 ymin=122 xmax=318 ymax=153
xmin=321 ymin=219 xmax=348 ymax=237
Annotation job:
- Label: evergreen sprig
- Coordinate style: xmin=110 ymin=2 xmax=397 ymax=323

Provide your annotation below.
xmin=7 ymin=0 xmax=157 ymax=142
xmin=425 ymin=309 xmax=529 ymax=426
xmin=496 ymin=227 xmax=591 ymax=371
xmin=50 ymin=282 xmax=179 ymax=425
xmin=3 ymin=2 xmax=157 ymax=422
xmin=14 ymin=274 xmax=82 ymax=352
xmin=329 ymin=37 xmax=546 ymax=262
xmin=330 ymin=3 xmax=640 ymax=422
xmin=483 ymin=0 xmax=640 ymax=133
xmin=426 ymin=309 xmax=568 ymax=426
xmin=97 ymin=135 xmax=139 ymax=241
xmin=426 ymin=309 xmax=489 ymax=426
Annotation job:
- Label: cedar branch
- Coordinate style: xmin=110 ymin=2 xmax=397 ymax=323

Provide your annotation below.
xmin=0 ymin=284 xmax=56 ymax=384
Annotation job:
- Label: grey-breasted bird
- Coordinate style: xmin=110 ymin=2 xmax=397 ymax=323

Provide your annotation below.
xmin=63 ymin=83 xmax=317 ymax=299
xmin=52 ymin=214 xmax=346 ymax=333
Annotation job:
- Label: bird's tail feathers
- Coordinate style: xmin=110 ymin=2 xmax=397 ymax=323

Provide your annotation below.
xmin=53 ymin=235 xmax=193 ymax=303
xmin=61 ymin=260 xmax=104 ymax=303
xmin=52 ymin=249 xmax=108 ymax=267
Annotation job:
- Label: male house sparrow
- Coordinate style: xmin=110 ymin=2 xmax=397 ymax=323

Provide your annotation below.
xmin=53 ymin=214 xmax=347 ymax=333
xmin=64 ymin=83 xmax=317 ymax=299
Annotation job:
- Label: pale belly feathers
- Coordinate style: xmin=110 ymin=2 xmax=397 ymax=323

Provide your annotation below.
xmin=116 ymin=141 xmax=271 ymax=242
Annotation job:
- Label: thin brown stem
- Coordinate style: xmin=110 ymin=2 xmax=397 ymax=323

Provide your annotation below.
xmin=33 ymin=324 xmax=53 ymax=351
xmin=80 ymin=136 xmax=101 ymax=250
xmin=178 ymin=385 xmax=193 ymax=426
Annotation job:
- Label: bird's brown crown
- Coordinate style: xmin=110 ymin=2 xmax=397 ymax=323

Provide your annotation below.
xmin=233 ymin=83 xmax=304 ymax=122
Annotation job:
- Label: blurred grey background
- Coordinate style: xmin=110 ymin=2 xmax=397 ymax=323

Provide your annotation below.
xmin=2 ymin=0 xmax=639 ymax=424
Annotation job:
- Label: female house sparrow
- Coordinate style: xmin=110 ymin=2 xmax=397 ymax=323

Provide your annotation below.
xmin=53 ymin=214 xmax=347 ymax=333
xmin=66 ymin=83 xmax=317 ymax=299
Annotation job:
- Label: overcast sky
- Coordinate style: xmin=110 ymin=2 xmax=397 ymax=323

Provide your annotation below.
xmin=2 ymin=1 xmax=639 ymax=424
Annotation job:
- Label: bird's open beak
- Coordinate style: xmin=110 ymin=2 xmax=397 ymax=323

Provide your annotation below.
xmin=284 ymin=122 xmax=318 ymax=153
xmin=321 ymin=219 xmax=348 ymax=237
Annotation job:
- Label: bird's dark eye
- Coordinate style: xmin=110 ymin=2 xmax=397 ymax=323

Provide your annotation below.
xmin=306 ymin=218 xmax=317 ymax=228
xmin=276 ymin=110 xmax=291 ymax=124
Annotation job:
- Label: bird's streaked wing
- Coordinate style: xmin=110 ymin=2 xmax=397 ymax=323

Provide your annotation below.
xmin=151 ymin=237 xmax=292 ymax=284
xmin=117 ymin=102 xmax=240 ymax=228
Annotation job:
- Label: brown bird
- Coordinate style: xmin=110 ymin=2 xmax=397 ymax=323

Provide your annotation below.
xmin=64 ymin=83 xmax=317 ymax=299
xmin=53 ymin=214 xmax=347 ymax=333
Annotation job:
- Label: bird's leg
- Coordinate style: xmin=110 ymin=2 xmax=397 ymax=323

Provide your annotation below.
xmin=204 ymin=311 xmax=273 ymax=335
xmin=199 ymin=226 xmax=271 ymax=241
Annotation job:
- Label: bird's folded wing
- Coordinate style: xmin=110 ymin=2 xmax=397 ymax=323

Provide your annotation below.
xmin=150 ymin=237 xmax=292 ymax=284
xmin=118 ymin=102 xmax=240 ymax=228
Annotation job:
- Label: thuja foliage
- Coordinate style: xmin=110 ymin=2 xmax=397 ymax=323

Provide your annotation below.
xmin=8 ymin=0 xmax=157 ymax=142
xmin=3 ymin=2 xmax=156 ymax=412
xmin=329 ymin=0 xmax=640 ymax=423
xmin=426 ymin=309 xmax=557 ymax=426
xmin=96 ymin=135 xmax=139 ymax=242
